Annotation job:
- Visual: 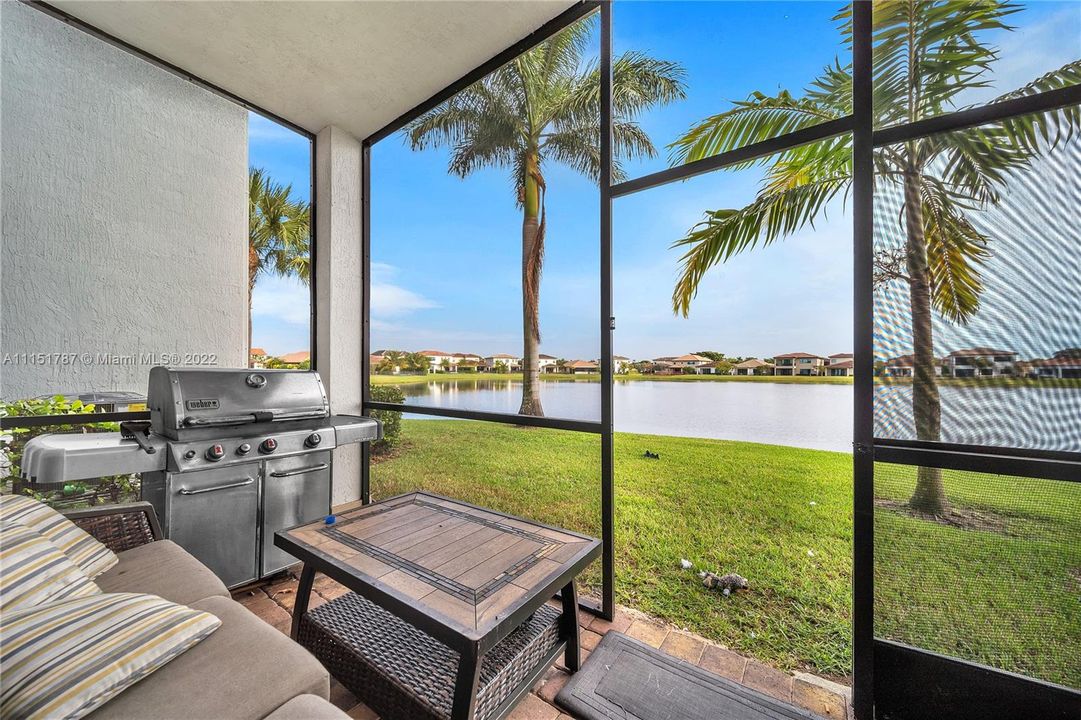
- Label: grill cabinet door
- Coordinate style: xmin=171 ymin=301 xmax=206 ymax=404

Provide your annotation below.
xmin=262 ymin=451 xmax=331 ymax=576
xmin=167 ymin=463 xmax=259 ymax=588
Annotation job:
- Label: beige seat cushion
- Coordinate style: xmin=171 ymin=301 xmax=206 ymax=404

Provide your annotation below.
xmin=95 ymin=540 xmax=229 ymax=605
xmin=86 ymin=596 xmax=329 ymax=720
xmin=264 ymin=695 xmax=351 ymax=720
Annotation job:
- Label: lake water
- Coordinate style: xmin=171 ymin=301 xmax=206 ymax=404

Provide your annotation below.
xmin=398 ymin=379 xmax=1081 ymax=454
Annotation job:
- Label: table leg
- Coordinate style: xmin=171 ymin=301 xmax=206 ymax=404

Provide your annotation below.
xmin=451 ymin=643 xmax=483 ymax=720
xmin=290 ymin=564 xmax=315 ymax=641
xmin=560 ymin=580 xmax=581 ymax=672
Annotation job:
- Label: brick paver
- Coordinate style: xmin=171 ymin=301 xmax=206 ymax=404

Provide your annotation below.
xmin=698 ymin=644 xmax=748 ymax=682
xmin=744 ymin=659 xmax=795 ymax=703
xmin=235 ymin=575 xmax=849 ymax=720
xmin=624 ymin=619 xmax=670 ymax=648
xmin=660 ymin=631 xmax=706 ymax=664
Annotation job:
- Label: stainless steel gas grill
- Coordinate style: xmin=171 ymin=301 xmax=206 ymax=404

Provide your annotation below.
xmin=20 ymin=367 xmax=381 ymax=588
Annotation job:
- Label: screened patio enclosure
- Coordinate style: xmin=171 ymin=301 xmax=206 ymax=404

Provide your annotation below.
xmin=3 ymin=2 xmax=1080 ymax=719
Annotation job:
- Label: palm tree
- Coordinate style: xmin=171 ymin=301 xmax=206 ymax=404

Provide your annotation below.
xmin=406 ymin=17 xmax=685 ymax=416
xmin=667 ymin=1 xmax=1080 ymax=514
xmin=377 ymin=350 xmax=405 ymax=375
xmin=248 ymin=168 xmax=311 ymax=354
xmin=405 ymin=352 xmax=430 ymax=374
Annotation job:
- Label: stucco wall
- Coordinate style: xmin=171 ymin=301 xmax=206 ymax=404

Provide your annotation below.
xmin=315 ymin=125 xmax=363 ymax=506
xmin=0 ymin=2 xmax=247 ymax=402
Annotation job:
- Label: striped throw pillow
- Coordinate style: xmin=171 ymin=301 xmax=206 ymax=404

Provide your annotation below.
xmin=0 ymin=522 xmax=100 ymax=613
xmin=0 ymin=495 xmax=117 ymax=578
xmin=0 ymin=592 xmax=222 ymax=720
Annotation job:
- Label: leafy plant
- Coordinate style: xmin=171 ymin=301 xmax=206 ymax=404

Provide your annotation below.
xmin=368 ymin=385 xmax=404 ymax=454
xmin=249 ymin=167 xmax=311 ymax=355
xmin=1 ymin=397 xmax=138 ymax=508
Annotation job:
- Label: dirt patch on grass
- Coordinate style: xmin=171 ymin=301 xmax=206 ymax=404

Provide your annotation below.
xmin=1069 ymin=568 xmax=1081 ymax=592
xmin=875 ymin=499 xmax=1011 ymax=534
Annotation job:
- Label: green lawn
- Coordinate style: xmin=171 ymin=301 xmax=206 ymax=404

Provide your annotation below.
xmin=371 ymin=420 xmax=1080 ymax=687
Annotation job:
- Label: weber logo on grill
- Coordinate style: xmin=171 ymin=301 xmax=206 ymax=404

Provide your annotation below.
xmin=186 ymin=398 xmax=220 ymax=411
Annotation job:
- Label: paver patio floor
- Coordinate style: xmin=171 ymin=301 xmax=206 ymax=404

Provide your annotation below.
xmin=233 ymin=571 xmax=852 ymax=720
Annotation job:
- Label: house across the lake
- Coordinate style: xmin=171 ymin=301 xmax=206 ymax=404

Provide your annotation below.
xmin=774 ymin=352 xmax=826 ymax=376
xmin=827 ymin=353 xmax=854 ymax=377
xmin=884 ymin=354 xmax=944 ymax=377
xmin=278 ymin=350 xmax=310 ymax=366
xmin=731 ymin=358 xmax=773 ymax=376
xmin=671 ymin=354 xmax=712 ymax=371
xmin=419 ymin=349 xmax=456 ymax=372
xmin=565 ymin=360 xmax=598 ymax=374
xmin=483 ymin=353 xmax=521 ymax=372
xmin=945 ymin=347 xmax=1017 ymax=377
xmin=1029 ymin=355 xmax=1081 ymax=379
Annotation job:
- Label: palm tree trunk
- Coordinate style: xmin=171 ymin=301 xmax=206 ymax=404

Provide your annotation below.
xmin=903 ymin=168 xmax=948 ymax=515
xmin=248 ymin=243 xmax=259 ymax=366
xmin=519 ymin=152 xmax=544 ymax=417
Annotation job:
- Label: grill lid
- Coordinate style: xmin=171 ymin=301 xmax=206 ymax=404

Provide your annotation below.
xmin=148 ymin=367 xmax=329 ymax=436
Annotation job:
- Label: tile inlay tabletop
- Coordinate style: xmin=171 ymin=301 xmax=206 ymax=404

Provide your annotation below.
xmin=276 ymin=491 xmax=600 ymax=645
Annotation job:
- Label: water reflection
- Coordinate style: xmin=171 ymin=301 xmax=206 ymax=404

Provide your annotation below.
xmin=391 ymin=377 xmax=1081 ymax=453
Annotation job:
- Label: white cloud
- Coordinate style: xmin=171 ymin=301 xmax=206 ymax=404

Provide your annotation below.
xmin=371 ymin=263 xmax=438 ymax=317
xmin=958 ymin=7 xmax=1081 ymax=107
xmin=248 ymin=114 xmax=304 ymax=143
xmin=252 ymin=275 xmax=311 ymax=325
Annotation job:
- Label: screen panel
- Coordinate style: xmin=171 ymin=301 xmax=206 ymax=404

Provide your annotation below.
xmin=368 ymin=12 xmax=601 ymax=423
xmin=613 ymin=0 xmax=852 ymax=179
xmin=871 ymin=1 xmax=1081 ymax=129
xmin=874 ymin=462 xmax=1080 ymax=690
xmin=873 ymin=105 xmax=1081 ymax=452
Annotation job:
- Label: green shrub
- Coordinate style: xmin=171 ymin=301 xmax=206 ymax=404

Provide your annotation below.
xmin=368 ymin=384 xmax=404 ymax=454
xmin=1 ymin=396 xmax=138 ymax=508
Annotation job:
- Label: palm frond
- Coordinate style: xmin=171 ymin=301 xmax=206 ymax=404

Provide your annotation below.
xmin=926 ymin=61 xmax=1081 ymax=201
xmin=868 ymin=0 xmax=1018 ymax=125
xmin=249 ymin=167 xmax=311 ymax=287
xmin=668 ymin=91 xmax=842 ymax=166
xmin=919 ymin=178 xmax=990 ymax=323
xmin=670 ymin=143 xmax=851 ymax=316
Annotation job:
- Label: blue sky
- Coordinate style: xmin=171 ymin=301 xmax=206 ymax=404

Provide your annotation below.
xmin=251 ymin=1 xmax=1080 ymax=361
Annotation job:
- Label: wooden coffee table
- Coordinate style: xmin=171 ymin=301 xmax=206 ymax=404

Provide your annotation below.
xmin=275 ymin=492 xmax=601 ymax=720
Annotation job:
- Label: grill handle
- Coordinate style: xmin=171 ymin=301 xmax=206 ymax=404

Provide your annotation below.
xmin=182 ymin=410 xmax=327 ymax=428
xmin=269 ymin=463 xmax=329 ymax=478
xmin=178 ymin=478 xmax=255 ymax=495
xmin=183 ymin=415 xmax=258 ymax=427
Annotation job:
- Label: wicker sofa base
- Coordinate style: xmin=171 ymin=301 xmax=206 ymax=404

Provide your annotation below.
xmin=298 ymin=592 xmax=563 ymax=720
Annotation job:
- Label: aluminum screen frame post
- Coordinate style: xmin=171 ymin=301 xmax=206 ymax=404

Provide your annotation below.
xmin=598 ymin=0 xmax=615 ymax=622
xmin=850 ymin=2 xmax=874 ymax=717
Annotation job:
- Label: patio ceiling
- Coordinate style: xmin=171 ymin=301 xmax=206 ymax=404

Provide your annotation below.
xmin=46 ymin=0 xmax=579 ymax=139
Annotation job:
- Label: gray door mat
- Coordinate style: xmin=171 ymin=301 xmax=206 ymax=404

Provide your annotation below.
xmin=556 ymin=631 xmax=823 ymax=720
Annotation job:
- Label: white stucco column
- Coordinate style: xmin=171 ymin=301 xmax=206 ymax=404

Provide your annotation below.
xmin=314 ymin=125 xmax=364 ymax=506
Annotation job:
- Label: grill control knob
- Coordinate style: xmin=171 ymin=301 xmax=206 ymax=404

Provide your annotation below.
xmin=236 ymin=443 xmax=252 ymax=455
xmin=184 ymin=450 xmax=197 ymax=460
xmin=259 ymin=438 xmax=278 ymax=454
xmin=305 ymin=433 xmax=322 ymax=448
xmin=205 ymin=444 xmax=225 ymax=462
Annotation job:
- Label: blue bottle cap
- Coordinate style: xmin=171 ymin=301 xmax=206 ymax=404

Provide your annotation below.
xmin=324 ymin=515 xmax=336 ymax=525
